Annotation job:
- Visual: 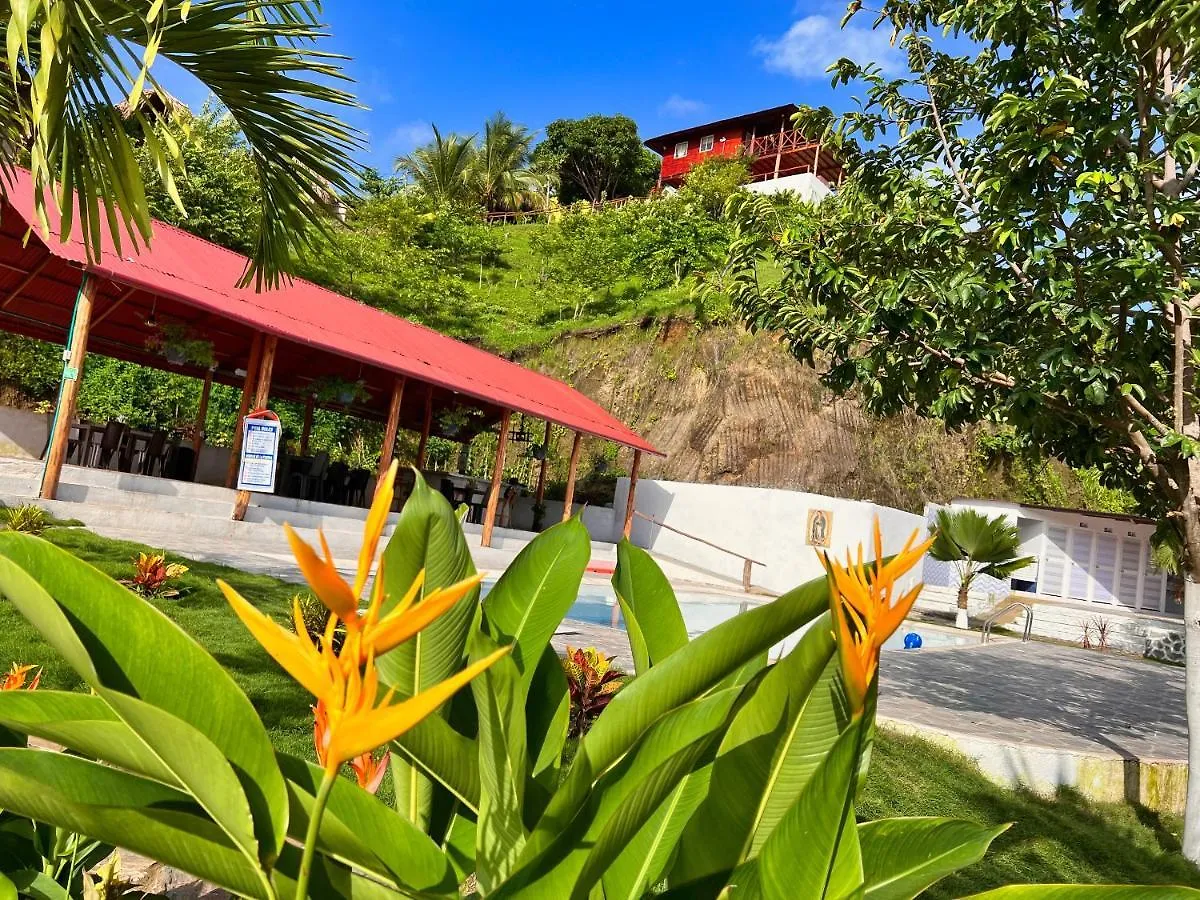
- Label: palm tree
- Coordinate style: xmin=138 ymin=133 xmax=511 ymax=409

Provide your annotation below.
xmin=469 ymin=112 xmax=538 ymax=213
xmin=1 ymin=2 xmax=362 ymax=287
xmin=929 ymin=508 xmax=1035 ymax=629
xmin=395 ymin=126 xmax=478 ymax=208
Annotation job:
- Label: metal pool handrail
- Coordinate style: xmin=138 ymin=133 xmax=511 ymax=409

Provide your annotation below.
xmin=632 ymin=510 xmax=765 ymax=592
xmin=981 ymin=601 xmax=1034 ymax=644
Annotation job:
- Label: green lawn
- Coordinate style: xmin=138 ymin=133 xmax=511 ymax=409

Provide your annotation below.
xmin=2 ymin=525 xmax=1198 ymax=894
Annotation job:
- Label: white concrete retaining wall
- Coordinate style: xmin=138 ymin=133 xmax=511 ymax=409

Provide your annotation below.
xmin=613 ymin=477 xmax=926 ymax=595
xmin=0 ymin=407 xmax=50 ymax=459
xmin=508 ymin=495 xmax=616 ymax=541
xmin=745 ymin=173 xmax=831 ymax=204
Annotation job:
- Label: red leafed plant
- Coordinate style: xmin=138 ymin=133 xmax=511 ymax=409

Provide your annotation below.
xmin=562 ymin=646 xmax=625 ymax=739
xmin=122 ymin=552 xmax=189 ymax=599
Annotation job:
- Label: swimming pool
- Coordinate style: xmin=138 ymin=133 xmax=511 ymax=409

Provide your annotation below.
xmin=482 ymin=580 xmax=976 ymax=651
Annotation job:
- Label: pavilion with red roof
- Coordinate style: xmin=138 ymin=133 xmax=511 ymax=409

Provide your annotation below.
xmin=0 ymin=168 xmax=659 ymax=544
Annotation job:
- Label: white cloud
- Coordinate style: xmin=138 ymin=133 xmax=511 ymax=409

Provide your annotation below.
xmin=756 ymin=15 xmax=901 ymax=79
xmin=659 ymin=94 xmax=708 ymax=117
xmin=384 ymin=121 xmax=434 ymax=154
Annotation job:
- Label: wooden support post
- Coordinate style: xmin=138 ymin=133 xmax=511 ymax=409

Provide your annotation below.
xmin=415 ymin=386 xmax=433 ymax=470
xmin=622 ymin=449 xmax=642 ymax=539
xmin=40 ymin=274 xmax=97 ymax=500
xmin=300 ymin=394 xmax=314 ymax=456
xmin=742 ymin=559 xmax=754 ymax=592
xmin=376 ymin=376 xmax=406 ymax=493
xmin=226 ymin=332 xmax=264 ymax=488
xmin=773 ymin=119 xmax=787 ymax=179
xmin=562 ymin=430 xmax=583 ymax=523
xmin=191 ymin=369 xmax=213 ymax=479
xmin=534 ymin=421 xmax=552 ymax=507
xmin=481 ymin=409 xmax=512 ymax=548
xmin=813 ymin=142 xmax=822 ymax=179
xmin=232 ymin=335 xmax=277 ymax=521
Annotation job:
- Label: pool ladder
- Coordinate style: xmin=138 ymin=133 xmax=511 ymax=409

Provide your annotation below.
xmin=980 ymin=601 xmax=1034 ymax=644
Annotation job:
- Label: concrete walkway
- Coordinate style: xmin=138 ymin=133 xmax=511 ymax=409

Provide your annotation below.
xmin=880 ymin=641 xmax=1186 ymax=761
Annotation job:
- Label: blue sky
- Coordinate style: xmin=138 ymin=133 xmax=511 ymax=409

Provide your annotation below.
xmin=159 ymin=2 xmax=903 ymax=173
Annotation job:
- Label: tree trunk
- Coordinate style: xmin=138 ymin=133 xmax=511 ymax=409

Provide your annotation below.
xmin=955 ymin=582 xmax=969 ymax=629
xmin=1183 ymin=569 xmax=1200 ymax=861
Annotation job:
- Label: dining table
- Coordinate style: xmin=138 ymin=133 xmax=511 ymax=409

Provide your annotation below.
xmin=69 ymin=422 xmax=168 ymax=473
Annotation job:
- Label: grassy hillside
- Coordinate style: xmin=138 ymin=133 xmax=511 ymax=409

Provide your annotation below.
xmin=460 ymin=223 xmax=697 ymax=353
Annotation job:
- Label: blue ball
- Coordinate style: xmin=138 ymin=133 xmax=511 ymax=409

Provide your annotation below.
xmin=903 ymin=632 xmax=923 ymax=650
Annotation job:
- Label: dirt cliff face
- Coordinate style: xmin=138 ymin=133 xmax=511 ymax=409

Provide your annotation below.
xmin=525 ymin=322 xmax=996 ymax=514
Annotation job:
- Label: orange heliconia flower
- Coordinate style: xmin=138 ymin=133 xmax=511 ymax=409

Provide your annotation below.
xmin=219 ymin=461 xmax=507 ymax=777
xmin=2 ymin=662 xmax=40 ymax=691
xmin=314 ymin=699 xmax=391 ymax=794
xmin=820 ymin=519 xmax=934 ymax=714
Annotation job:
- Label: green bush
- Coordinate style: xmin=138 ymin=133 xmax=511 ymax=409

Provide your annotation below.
xmin=1 ymin=505 xmax=48 ymax=536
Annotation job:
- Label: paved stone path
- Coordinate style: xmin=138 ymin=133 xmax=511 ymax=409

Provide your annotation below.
xmin=879 ymin=640 xmax=1187 ymax=762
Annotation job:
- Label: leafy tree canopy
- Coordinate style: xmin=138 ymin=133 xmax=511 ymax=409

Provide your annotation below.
xmin=531 ymin=114 xmax=660 ymax=204
xmin=723 ymin=0 xmax=1200 ymax=857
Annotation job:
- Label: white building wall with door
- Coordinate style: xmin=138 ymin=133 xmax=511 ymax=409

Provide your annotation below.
xmin=923 ymin=500 xmax=1178 ymax=617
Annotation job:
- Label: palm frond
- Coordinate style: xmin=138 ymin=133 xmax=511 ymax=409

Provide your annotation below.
xmin=2 ymin=1 xmax=363 ymax=289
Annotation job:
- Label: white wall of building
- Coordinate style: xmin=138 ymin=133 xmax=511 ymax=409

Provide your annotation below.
xmin=613 ymin=477 xmax=926 ymax=595
xmin=745 ymin=173 xmax=832 ymax=204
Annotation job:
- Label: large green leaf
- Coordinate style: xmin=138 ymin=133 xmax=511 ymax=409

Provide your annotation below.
xmin=0 ymin=748 xmax=267 ymax=898
xmin=390 ymin=710 xmax=482 ymax=812
xmin=499 ymin=687 xmax=744 ymax=899
xmin=964 ymin=889 xmax=1200 ymax=898
xmin=0 ymin=690 xmax=178 ymax=785
xmin=672 ymin=616 xmax=843 ymax=884
xmin=277 ymin=753 xmax=457 ymax=896
xmin=270 ymin=843 xmax=409 ymax=899
xmin=522 ymin=574 xmax=830 ymax=862
xmin=758 ymin=719 xmax=867 ymax=900
xmin=0 ymin=874 xmax=15 ymax=900
xmin=602 ymin=649 xmax=769 ymax=900
xmin=482 ymin=516 xmax=590 ymax=688
xmin=612 ymin=538 xmax=688 ymax=674
xmin=379 ymin=473 xmax=480 ymax=828
xmin=0 ymin=534 xmax=287 ymax=862
xmin=526 ymin=646 xmax=571 ymax=803
xmin=98 ymin=689 xmax=263 ymax=881
xmin=471 ymin=632 xmax=529 ymax=893
xmin=859 ymin=818 xmax=1008 ymax=900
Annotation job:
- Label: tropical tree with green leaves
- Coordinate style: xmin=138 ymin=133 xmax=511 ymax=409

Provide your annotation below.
xmin=720 ymin=0 xmax=1200 ymax=858
xmin=0 ymin=1 xmax=361 ymax=287
xmin=396 ymin=125 xmax=479 ymax=208
xmin=471 ymin=112 xmax=538 ymax=214
xmin=929 ymin=508 xmax=1035 ymax=628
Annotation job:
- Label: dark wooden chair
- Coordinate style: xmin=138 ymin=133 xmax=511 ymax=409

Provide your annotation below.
xmin=88 ymin=420 xmax=126 ymax=469
xmin=347 ymin=468 xmax=370 ymax=507
xmin=140 ymin=430 xmax=167 ymax=476
xmin=290 ymin=452 xmax=329 ymax=501
xmin=324 ymin=461 xmax=349 ymax=505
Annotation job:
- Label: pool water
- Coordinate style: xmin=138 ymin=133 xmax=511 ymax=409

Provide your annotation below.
xmin=483 ymin=580 xmax=973 ymax=651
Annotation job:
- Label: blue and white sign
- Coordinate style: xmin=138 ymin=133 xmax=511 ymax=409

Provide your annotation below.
xmin=236 ymin=416 xmax=282 ymax=493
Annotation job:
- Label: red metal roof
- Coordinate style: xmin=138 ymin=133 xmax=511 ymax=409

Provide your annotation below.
xmin=0 ymin=168 xmax=659 ymax=455
xmin=644 ymin=105 xmax=800 ymax=155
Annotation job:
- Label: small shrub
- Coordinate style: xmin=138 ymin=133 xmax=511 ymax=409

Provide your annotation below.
xmin=3 ymin=503 xmax=48 ymax=535
xmin=122 ymin=552 xmax=189 ymax=599
xmin=562 ymin=645 xmax=625 ymax=739
xmin=297 ymin=592 xmax=344 ymax=654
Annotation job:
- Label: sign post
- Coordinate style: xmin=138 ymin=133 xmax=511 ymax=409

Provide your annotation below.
xmin=235 ymin=411 xmax=282 ymax=495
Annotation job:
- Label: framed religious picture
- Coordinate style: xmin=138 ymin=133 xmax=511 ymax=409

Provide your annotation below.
xmin=806 ymin=509 xmax=832 ymax=548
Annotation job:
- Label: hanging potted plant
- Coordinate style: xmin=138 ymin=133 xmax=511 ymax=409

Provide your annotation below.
xmin=310 ymin=376 xmax=370 ymax=406
xmin=146 ymin=323 xmax=215 ymax=368
xmin=438 ymin=406 xmax=482 ymax=439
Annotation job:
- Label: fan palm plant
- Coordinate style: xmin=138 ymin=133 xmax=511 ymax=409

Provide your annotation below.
xmin=395 ymin=125 xmax=478 ymax=207
xmin=929 ymin=507 xmax=1035 ymax=628
xmin=470 ymin=111 xmax=538 ymax=213
xmin=0 ymin=2 xmax=362 ymax=288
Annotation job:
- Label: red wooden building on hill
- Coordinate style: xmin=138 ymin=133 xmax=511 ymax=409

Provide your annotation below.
xmin=644 ymin=104 xmax=845 ymax=200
